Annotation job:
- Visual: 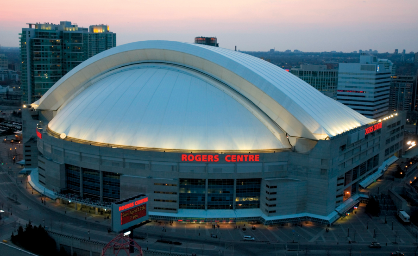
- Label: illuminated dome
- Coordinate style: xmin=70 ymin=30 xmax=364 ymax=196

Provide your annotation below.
xmin=36 ymin=40 xmax=373 ymax=151
xmin=48 ymin=64 xmax=289 ymax=150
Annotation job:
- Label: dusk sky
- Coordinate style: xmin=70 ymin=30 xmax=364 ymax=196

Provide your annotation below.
xmin=1 ymin=0 xmax=417 ymax=52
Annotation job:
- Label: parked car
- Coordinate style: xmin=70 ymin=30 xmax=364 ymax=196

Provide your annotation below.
xmin=211 ymin=234 xmax=217 ymax=238
xmin=391 ymin=251 xmax=405 ymax=256
xmin=369 ymin=242 xmax=381 ymax=248
xmin=243 ymin=236 xmax=255 ymax=241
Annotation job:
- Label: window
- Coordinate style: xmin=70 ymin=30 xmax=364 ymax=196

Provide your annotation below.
xmin=208 ymin=179 xmax=233 ymax=209
xmin=82 ymin=168 xmax=100 ymax=200
xmin=154 ymin=199 xmax=177 ymax=203
xmin=103 ymin=171 xmax=120 ymax=202
xmin=65 ymin=164 xmax=80 ymax=193
xmin=235 ymin=179 xmax=261 ymax=209
xmin=154 ymin=183 xmax=177 ymax=187
xmin=154 ymin=207 xmax=176 ymax=211
xmin=179 ymin=179 xmax=205 ymax=209
xmin=154 ymin=191 xmax=177 ymax=195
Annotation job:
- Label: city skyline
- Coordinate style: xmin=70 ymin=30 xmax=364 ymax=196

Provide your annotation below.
xmin=0 ymin=0 xmax=417 ymax=52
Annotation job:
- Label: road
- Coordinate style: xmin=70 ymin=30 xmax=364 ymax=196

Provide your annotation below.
xmin=1 ymin=136 xmax=418 ymax=255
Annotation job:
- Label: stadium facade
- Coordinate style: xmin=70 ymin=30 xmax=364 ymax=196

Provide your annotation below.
xmin=24 ymin=41 xmax=405 ymax=224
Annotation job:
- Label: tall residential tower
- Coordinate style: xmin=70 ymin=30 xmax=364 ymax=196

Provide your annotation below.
xmin=20 ymin=21 xmax=116 ymax=104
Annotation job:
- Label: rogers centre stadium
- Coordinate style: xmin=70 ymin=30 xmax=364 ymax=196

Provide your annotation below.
xmin=24 ymin=40 xmax=405 ymax=225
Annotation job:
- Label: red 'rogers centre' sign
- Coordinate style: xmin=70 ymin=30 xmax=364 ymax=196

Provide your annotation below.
xmin=121 ymin=204 xmax=146 ymax=225
xmin=365 ymin=122 xmax=382 ymax=135
xmin=118 ymin=197 xmax=148 ymax=212
xmin=181 ymin=154 xmax=259 ymax=162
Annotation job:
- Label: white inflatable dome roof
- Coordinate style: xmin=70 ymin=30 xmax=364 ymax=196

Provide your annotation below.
xmin=37 ymin=40 xmax=373 ymax=150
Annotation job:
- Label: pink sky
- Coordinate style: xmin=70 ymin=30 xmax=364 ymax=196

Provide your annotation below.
xmin=1 ymin=0 xmax=417 ymax=51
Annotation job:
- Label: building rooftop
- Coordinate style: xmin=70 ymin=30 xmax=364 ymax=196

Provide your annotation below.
xmin=35 ymin=41 xmax=373 ymax=150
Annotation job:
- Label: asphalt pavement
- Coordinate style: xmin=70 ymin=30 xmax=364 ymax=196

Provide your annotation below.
xmin=1 ymin=135 xmax=418 ymax=255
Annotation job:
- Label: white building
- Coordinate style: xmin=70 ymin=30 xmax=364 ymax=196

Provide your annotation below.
xmin=337 ymin=54 xmax=392 ymax=119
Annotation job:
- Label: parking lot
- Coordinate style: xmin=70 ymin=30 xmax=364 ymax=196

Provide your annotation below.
xmin=137 ymin=203 xmax=417 ymax=246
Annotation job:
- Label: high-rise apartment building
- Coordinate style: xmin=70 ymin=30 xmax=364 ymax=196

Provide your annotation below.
xmin=337 ymin=54 xmax=392 ymax=119
xmin=0 ymin=54 xmax=8 ymax=69
xmin=20 ymin=21 xmax=116 ymax=103
xmin=88 ymin=25 xmax=116 ymax=58
xmin=290 ymin=65 xmax=338 ymax=99
xmin=194 ymin=37 xmax=219 ymax=47
xmin=389 ymin=75 xmax=417 ymax=112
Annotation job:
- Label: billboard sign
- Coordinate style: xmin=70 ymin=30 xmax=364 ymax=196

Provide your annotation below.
xmin=111 ymin=194 xmax=148 ymax=233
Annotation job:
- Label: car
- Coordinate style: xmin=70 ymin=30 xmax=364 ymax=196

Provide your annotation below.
xmin=210 ymin=234 xmax=217 ymax=238
xmin=369 ymin=242 xmax=381 ymax=248
xmin=391 ymin=251 xmax=405 ymax=256
xmin=243 ymin=236 xmax=255 ymax=241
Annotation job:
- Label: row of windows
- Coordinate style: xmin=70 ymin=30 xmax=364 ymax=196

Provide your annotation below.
xmin=154 ymin=183 xmax=177 ymax=187
xmin=266 ymin=185 xmax=277 ymax=189
xmin=154 ymin=191 xmax=177 ymax=194
xmin=154 ymin=199 xmax=177 ymax=203
xmin=179 ymin=179 xmax=261 ymax=210
xmin=154 ymin=207 xmax=176 ymax=211
xmin=64 ymin=164 xmax=120 ymax=201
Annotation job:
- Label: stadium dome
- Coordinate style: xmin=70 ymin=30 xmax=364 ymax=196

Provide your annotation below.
xmin=35 ymin=40 xmax=373 ymax=151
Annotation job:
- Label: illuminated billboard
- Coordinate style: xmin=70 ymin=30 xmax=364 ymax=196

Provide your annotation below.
xmin=365 ymin=122 xmax=382 ymax=135
xmin=111 ymin=194 xmax=148 ymax=233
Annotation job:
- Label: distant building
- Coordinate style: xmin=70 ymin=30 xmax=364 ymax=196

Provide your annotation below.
xmin=269 ymin=49 xmax=275 ymax=53
xmin=337 ymin=54 xmax=392 ymax=119
xmin=294 ymin=49 xmax=301 ymax=53
xmin=194 ymin=37 xmax=218 ymax=47
xmin=20 ymin=21 xmax=116 ymax=104
xmin=0 ymin=54 xmax=7 ymax=69
xmin=389 ymin=75 xmax=417 ymax=112
xmin=378 ymin=58 xmax=396 ymax=76
xmin=394 ymin=49 xmax=398 ymax=54
xmin=290 ymin=65 xmax=338 ymax=99
xmin=0 ymin=68 xmax=19 ymax=82
xmin=415 ymin=52 xmax=418 ymax=63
